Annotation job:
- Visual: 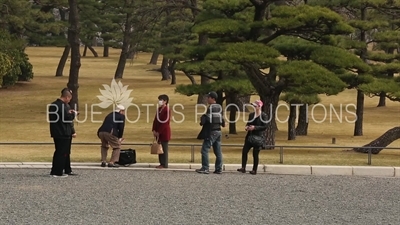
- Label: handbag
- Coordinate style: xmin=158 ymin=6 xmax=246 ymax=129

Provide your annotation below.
xmin=116 ymin=149 xmax=137 ymax=166
xmin=151 ymin=137 xmax=164 ymax=154
xmin=247 ymin=132 xmax=264 ymax=147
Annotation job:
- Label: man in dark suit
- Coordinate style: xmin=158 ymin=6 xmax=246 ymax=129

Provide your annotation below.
xmin=48 ymin=88 xmax=78 ymax=177
xmin=97 ymin=105 xmax=126 ymax=168
xmin=64 ymin=98 xmax=77 ymax=176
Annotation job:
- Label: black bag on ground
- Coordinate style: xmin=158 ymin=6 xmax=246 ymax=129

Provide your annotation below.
xmin=116 ymin=149 xmax=137 ymax=166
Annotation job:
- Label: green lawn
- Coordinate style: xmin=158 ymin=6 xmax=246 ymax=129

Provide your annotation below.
xmin=0 ymin=46 xmax=399 ymax=166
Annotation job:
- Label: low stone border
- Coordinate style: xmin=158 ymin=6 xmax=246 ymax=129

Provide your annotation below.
xmin=0 ymin=162 xmax=399 ymax=178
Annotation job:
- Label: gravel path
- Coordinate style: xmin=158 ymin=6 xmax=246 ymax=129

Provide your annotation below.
xmin=0 ymin=169 xmax=399 ymax=225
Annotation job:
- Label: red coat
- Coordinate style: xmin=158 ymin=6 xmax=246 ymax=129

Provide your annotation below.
xmin=152 ymin=106 xmax=171 ymax=142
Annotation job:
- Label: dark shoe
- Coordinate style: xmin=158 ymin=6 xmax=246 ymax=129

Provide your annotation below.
xmin=195 ymin=169 xmax=209 ymax=174
xmin=66 ymin=172 xmax=78 ymax=176
xmin=108 ymin=163 xmax=119 ymax=168
xmin=101 ymin=162 xmax=106 ymax=167
xmin=250 ymin=171 xmax=257 ymax=175
xmin=156 ymin=165 xmax=164 ymax=169
xmin=237 ymin=168 xmax=246 ymax=173
xmin=213 ymin=170 xmax=222 ymax=174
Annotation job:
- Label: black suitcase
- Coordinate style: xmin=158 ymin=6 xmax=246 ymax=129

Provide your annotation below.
xmin=117 ymin=149 xmax=137 ymax=166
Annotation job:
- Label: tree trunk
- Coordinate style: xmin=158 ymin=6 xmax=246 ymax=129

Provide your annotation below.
xmin=353 ymin=126 xmax=400 ymax=154
xmin=161 ymin=56 xmax=170 ymax=80
xmin=272 ymin=113 xmax=278 ymax=131
xmin=288 ymin=104 xmax=296 ymax=140
xmin=197 ymin=75 xmax=209 ymax=105
xmin=354 ymin=7 xmax=367 ymax=136
xmin=249 ymin=1 xmax=268 ymax=41
xmin=229 ymin=106 xmax=237 ymax=134
xmin=246 ymin=1 xmax=280 ymax=146
xmin=197 ymin=33 xmax=209 ymax=104
xmin=88 ymin=45 xmax=98 ymax=57
xmin=226 ymin=92 xmax=239 ymax=134
xmin=168 ymin=59 xmax=177 ymax=84
xmin=149 ymin=49 xmax=160 ymax=65
xmin=270 ymin=67 xmax=279 ymax=133
xmin=261 ymin=94 xmax=279 ymax=149
xmin=91 ymin=36 xmax=98 ymax=46
xmin=377 ymin=70 xmax=394 ymax=107
xmin=59 ymin=7 xmax=67 ymax=21
xmin=377 ymin=92 xmax=386 ymax=107
xmin=55 ymin=45 xmax=70 ymax=77
xmin=67 ymin=0 xmax=81 ymax=111
xmin=103 ymin=45 xmax=109 ymax=57
xmin=227 ymin=95 xmax=251 ymax=112
xmin=354 ymin=89 xmax=364 ymax=136
xmin=216 ymin=91 xmax=224 ymax=105
xmin=115 ymin=13 xmax=132 ymax=79
xmin=82 ymin=45 xmax=88 ymax=57
xmin=183 ymin=71 xmax=196 ymax=84
xmin=296 ymin=104 xmax=308 ymax=135
xmin=127 ymin=49 xmax=136 ymax=59
xmin=240 ymin=95 xmax=251 ymax=112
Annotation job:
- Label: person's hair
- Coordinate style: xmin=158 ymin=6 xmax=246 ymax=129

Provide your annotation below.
xmin=61 ymin=88 xmax=72 ymax=98
xmin=158 ymin=94 xmax=169 ymax=104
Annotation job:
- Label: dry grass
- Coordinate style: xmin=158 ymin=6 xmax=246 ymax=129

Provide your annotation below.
xmin=0 ymin=46 xmax=399 ymax=166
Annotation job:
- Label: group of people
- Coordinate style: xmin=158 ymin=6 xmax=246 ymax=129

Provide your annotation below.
xmin=48 ymin=88 xmax=267 ymax=177
xmin=194 ymin=92 xmax=268 ymax=175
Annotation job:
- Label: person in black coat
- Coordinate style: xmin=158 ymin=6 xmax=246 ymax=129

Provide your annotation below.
xmin=64 ymin=102 xmax=77 ymax=176
xmin=48 ymin=88 xmax=78 ymax=177
xmin=237 ymin=100 xmax=267 ymax=175
xmin=97 ymin=105 xmax=126 ymax=168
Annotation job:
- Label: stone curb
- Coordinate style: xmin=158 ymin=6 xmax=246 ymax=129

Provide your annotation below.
xmin=0 ymin=163 xmax=399 ymax=178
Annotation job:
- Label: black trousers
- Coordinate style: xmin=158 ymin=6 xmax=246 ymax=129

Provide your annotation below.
xmin=241 ymin=141 xmax=261 ymax=172
xmin=50 ymin=138 xmax=72 ymax=175
xmin=64 ymin=138 xmax=73 ymax=174
xmin=158 ymin=141 xmax=169 ymax=168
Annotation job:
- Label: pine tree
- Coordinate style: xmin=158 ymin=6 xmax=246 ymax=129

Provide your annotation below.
xmin=269 ymin=36 xmax=320 ymax=138
xmin=186 ymin=1 xmax=353 ymax=147
xmin=80 ymin=0 xmax=104 ymax=57
xmin=358 ymin=7 xmax=400 ymax=104
xmin=280 ymin=93 xmax=320 ymax=139
xmin=174 ymin=0 xmax=258 ymax=134
xmin=1 ymin=0 xmax=66 ymax=45
xmin=0 ymin=0 xmax=44 ymax=87
xmin=111 ymin=0 xmax=166 ymax=79
xmin=156 ymin=4 xmax=197 ymax=83
xmin=309 ymin=0 xmax=400 ymax=136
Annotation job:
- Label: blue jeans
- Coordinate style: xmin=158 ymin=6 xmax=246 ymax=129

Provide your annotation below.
xmin=201 ymin=131 xmax=223 ymax=171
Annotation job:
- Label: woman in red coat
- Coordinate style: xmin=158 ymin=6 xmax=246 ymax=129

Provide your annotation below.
xmin=152 ymin=94 xmax=171 ymax=168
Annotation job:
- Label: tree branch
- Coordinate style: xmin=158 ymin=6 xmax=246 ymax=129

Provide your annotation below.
xmin=163 ymin=0 xmax=202 ymax=13
xmin=386 ymin=94 xmax=400 ymax=102
xmin=183 ymin=71 xmax=197 ymax=84
xmin=366 ymin=40 xmax=376 ymax=45
xmin=250 ymin=0 xmax=264 ymax=6
xmin=244 ymin=63 xmax=269 ymax=91
xmin=180 ymin=66 xmax=219 ymax=81
xmin=259 ymin=30 xmax=283 ymax=44
xmin=198 ymin=73 xmax=219 ymax=81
